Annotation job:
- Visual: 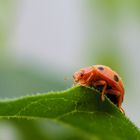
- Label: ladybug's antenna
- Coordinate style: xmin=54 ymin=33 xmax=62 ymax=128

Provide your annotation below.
xmin=64 ymin=77 xmax=72 ymax=81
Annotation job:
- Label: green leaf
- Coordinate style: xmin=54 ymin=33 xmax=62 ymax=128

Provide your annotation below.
xmin=0 ymin=86 xmax=139 ymax=140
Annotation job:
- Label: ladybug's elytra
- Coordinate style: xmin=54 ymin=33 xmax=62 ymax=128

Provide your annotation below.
xmin=73 ymin=65 xmax=124 ymax=113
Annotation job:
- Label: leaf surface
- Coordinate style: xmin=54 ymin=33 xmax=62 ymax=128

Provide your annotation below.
xmin=0 ymin=86 xmax=139 ymax=140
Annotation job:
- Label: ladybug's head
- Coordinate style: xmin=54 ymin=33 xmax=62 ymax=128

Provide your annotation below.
xmin=73 ymin=67 xmax=93 ymax=85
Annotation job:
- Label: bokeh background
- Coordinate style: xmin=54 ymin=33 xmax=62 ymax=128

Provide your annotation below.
xmin=0 ymin=0 xmax=140 ymax=139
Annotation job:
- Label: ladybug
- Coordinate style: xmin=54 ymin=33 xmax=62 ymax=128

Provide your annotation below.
xmin=73 ymin=65 xmax=124 ymax=113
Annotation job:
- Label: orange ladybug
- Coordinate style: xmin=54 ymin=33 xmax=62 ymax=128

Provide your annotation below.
xmin=73 ymin=65 xmax=124 ymax=113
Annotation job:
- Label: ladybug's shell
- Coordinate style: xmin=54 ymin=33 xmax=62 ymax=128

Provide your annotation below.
xmin=93 ymin=65 xmax=124 ymax=94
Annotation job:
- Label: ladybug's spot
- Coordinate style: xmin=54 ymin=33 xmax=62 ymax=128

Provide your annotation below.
xmin=114 ymin=74 xmax=119 ymax=82
xmin=80 ymin=72 xmax=84 ymax=77
xmin=98 ymin=66 xmax=104 ymax=71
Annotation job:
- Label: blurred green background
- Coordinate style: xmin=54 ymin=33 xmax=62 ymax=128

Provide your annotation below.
xmin=0 ymin=0 xmax=140 ymax=139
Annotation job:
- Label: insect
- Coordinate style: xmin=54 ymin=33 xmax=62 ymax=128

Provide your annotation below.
xmin=73 ymin=65 xmax=124 ymax=113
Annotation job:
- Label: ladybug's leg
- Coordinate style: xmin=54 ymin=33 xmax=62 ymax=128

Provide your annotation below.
xmin=105 ymin=89 xmax=124 ymax=114
xmin=86 ymin=73 xmax=94 ymax=83
xmin=80 ymin=73 xmax=94 ymax=86
xmin=93 ymin=80 xmax=107 ymax=101
xmin=120 ymin=107 xmax=125 ymax=114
